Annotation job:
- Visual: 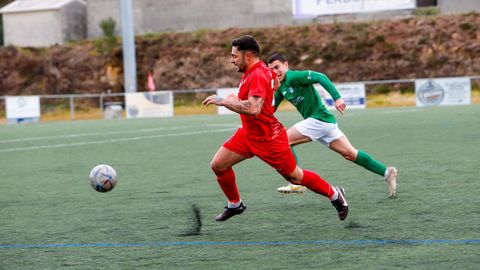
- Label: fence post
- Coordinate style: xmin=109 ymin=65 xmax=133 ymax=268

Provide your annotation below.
xmin=100 ymin=94 xmax=104 ymax=112
xmin=70 ymin=95 xmax=75 ymax=120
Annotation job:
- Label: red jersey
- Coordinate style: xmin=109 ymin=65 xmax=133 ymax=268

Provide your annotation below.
xmin=237 ymin=61 xmax=283 ymax=141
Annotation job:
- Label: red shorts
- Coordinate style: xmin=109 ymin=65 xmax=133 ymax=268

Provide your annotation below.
xmin=223 ymin=128 xmax=297 ymax=175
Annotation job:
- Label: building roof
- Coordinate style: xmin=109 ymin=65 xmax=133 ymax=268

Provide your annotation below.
xmin=0 ymin=0 xmax=85 ymax=14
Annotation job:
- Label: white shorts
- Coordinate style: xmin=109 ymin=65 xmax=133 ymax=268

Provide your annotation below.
xmin=293 ymin=118 xmax=345 ymax=146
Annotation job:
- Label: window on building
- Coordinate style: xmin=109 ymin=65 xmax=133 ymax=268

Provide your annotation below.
xmin=418 ymin=0 xmax=437 ymax=7
xmin=0 ymin=15 xmax=3 ymax=46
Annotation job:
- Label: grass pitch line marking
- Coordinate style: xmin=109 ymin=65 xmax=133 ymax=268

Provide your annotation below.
xmin=0 ymin=126 xmax=192 ymax=143
xmin=1 ymin=239 xmax=479 ymax=249
xmin=0 ymin=128 xmax=237 ymax=153
xmin=380 ymin=108 xmax=424 ymax=114
xmin=0 ymin=123 xmax=239 ymax=144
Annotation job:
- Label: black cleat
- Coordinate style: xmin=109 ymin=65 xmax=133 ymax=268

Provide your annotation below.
xmin=214 ymin=202 xmax=247 ymax=222
xmin=331 ymin=186 xmax=349 ymax=221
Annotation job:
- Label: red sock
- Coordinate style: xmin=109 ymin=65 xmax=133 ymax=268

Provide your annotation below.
xmin=300 ymin=169 xmax=335 ymax=199
xmin=213 ymin=167 xmax=240 ymax=203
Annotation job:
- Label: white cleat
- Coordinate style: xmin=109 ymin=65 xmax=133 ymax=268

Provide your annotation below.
xmin=385 ymin=167 xmax=398 ymax=198
xmin=277 ymin=184 xmax=307 ymax=194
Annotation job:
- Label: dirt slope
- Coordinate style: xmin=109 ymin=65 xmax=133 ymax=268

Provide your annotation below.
xmin=0 ymin=13 xmax=479 ymax=95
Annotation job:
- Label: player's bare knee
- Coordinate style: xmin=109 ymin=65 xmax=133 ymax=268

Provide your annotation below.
xmin=343 ymin=153 xmax=356 ymax=161
xmin=210 ymin=160 xmax=227 ymax=174
xmin=289 ymin=178 xmax=302 ymax=185
xmin=281 ymin=173 xmax=302 ymax=185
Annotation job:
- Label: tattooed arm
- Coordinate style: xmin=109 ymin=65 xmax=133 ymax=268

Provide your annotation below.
xmin=202 ymin=95 xmax=264 ymax=116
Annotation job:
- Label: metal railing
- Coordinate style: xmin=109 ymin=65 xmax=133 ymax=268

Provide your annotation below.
xmin=0 ymin=76 xmax=478 ymax=121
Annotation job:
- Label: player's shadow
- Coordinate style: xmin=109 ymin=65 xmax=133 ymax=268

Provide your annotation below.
xmin=344 ymin=221 xmax=366 ymax=229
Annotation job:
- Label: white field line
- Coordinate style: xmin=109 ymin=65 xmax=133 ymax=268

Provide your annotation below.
xmin=379 ymin=108 xmax=424 ymax=114
xmin=0 ymin=123 xmax=239 ymax=144
xmin=0 ymin=128 xmax=237 ymax=153
xmin=337 ymin=107 xmax=423 ymax=116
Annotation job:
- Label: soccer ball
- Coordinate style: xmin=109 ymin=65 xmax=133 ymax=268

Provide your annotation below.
xmin=89 ymin=164 xmax=117 ymax=192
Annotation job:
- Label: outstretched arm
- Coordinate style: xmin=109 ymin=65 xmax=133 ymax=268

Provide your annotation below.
xmin=334 ymin=98 xmax=346 ymax=115
xmin=202 ymin=95 xmax=264 ymax=116
xmin=313 ymin=72 xmax=346 ymax=114
xmin=291 ymin=70 xmax=346 ymax=114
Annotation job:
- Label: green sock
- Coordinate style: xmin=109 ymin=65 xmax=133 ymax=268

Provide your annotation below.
xmin=290 ymin=146 xmax=299 ymax=164
xmin=354 ymin=150 xmax=387 ymax=177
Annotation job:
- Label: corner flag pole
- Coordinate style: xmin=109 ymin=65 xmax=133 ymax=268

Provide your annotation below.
xmin=120 ymin=0 xmax=137 ymax=92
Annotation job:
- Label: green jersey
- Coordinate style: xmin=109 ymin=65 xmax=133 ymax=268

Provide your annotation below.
xmin=274 ymin=69 xmax=341 ymax=123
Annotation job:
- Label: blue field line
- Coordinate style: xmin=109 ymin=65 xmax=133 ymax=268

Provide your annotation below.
xmin=1 ymin=239 xmax=479 ymax=249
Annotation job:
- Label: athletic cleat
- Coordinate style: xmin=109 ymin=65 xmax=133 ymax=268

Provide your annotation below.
xmin=214 ymin=202 xmax=247 ymax=222
xmin=385 ymin=167 xmax=398 ymax=198
xmin=331 ymin=186 xmax=348 ymax=221
xmin=277 ymin=183 xmax=307 ymax=194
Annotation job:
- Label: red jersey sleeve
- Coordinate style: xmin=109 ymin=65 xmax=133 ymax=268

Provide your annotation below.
xmin=247 ymin=70 xmax=270 ymax=99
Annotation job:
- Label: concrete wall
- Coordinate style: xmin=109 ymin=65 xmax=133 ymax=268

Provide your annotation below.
xmin=86 ymin=0 xmax=119 ymax=38
xmin=61 ymin=1 xmax=87 ymax=42
xmin=3 ymin=10 xmax=62 ymax=47
xmin=438 ymin=0 xmax=480 ymax=14
xmin=2 ymin=1 xmax=86 ymax=47
xmin=87 ymin=0 xmax=292 ymax=38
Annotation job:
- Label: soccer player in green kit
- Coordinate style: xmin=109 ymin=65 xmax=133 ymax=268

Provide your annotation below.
xmin=267 ymin=53 xmax=398 ymax=198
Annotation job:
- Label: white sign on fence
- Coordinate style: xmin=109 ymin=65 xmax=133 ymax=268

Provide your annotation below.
xmin=216 ymin=88 xmax=238 ymax=115
xmin=6 ymin=95 xmax=40 ymax=124
xmin=415 ymin=77 xmax=471 ymax=107
xmin=316 ymin=83 xmax=366 ymax=110
xmin=125 ymin=91 xmax=174 ymax=118
xmin=292 ymin=0 xmax=416 ymax=18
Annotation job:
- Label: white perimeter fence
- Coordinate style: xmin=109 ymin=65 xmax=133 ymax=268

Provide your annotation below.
xmin=0 ymin=76 xmax=479 ymax=123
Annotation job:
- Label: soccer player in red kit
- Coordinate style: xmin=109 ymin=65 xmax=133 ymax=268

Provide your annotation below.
xmin=203 ymin=35 xmax=348 ymax=222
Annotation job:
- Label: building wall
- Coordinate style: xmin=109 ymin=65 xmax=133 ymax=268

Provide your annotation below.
xmin=86 ymin=0 xmax=119 ymax=37
xmin=61 ymin=1 xmax=87 ymax=41
xmin=438 ymin=0 xmax=480 ymax=14
xmin=87 ymin=0 xmax=292 ymax=38
xmin=3 ymin=11 xmax=62 ymax=47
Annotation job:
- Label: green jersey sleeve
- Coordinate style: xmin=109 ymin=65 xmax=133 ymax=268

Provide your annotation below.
xmin=273 ymin=89 xmax=284 ymax=111
xmin=290 ymin=70 xmax=341 ymax=101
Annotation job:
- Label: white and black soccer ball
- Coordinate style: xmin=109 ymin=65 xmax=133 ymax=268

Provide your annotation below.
xmin=89 ymin=164 xmax=117 ymax=192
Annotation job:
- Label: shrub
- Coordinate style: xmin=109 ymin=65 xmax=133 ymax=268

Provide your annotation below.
xmin=95 ymin=17 xmax=117 ymax=54
xmin=415 ymin=7 xmax=439 ymax=16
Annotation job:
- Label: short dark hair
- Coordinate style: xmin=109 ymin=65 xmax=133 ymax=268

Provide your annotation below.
xmin=267 ymin=53 xmax=288 ymax=64
xmin=231 ymin=35 xmax=260 ymax=56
